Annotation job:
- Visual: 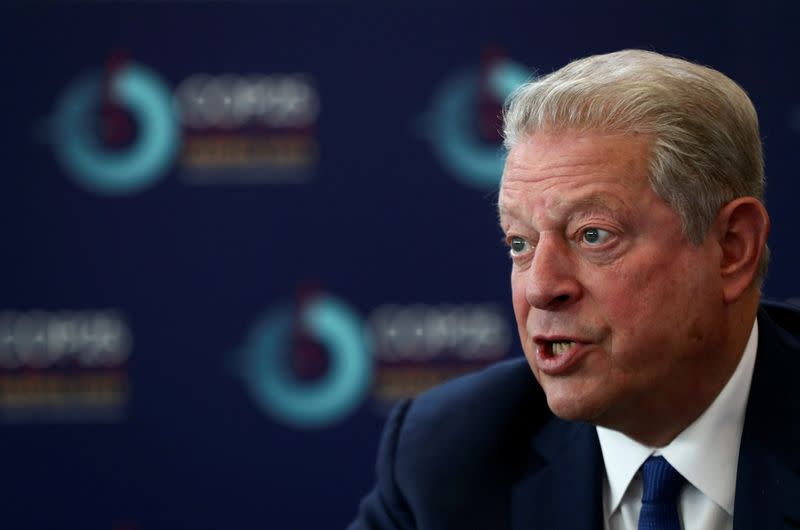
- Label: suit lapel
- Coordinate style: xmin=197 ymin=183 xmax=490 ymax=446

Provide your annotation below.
xmin=733 ymin=305 xmax=800 ymax=530
xmin=511 ymin=419 xmax=604 ymax=530
xmin=734 ymin=443 xmax=800 ymax=529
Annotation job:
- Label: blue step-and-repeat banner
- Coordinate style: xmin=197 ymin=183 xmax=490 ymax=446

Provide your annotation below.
xmin=2 ymin=2 xmax=799 ymax=529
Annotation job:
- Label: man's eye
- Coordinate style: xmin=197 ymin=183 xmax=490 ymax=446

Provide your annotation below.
xmin=509 ymin=236 xmax=530 ymax=255
xmin=582 ymin=228 xmax=612 ymax=245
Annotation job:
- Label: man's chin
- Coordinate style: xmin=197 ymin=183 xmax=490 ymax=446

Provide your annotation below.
xmin=544 ymin=391 xmax=607 ymax=423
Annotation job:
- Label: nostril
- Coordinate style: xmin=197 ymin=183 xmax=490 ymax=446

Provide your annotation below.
xmin=541 ymin=294 xmax=572 ymax=310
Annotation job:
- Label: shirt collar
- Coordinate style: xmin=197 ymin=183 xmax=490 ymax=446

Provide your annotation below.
xmin=596 ymin=319 xmax=758 ymax=517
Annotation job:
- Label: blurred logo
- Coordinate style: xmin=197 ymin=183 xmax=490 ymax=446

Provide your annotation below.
xmin=236 ymin=290 xmax=372 ymax=429
xmin=46 ymin=53 xmax=320 ymax=194
xmin=368 ymin=303 xmax=511 ymax=406
xmin=0 ymin=310 xmax=132 ymax=422
xmin=175 ymin=74 xmax=319 ymax=185
xmin=49 ymin=55 xmax=180 ymax=195
xmin=234 ymin=288 xmax=512 ymax=428
xmin=419 ymin=49 xmax=531 ymax=190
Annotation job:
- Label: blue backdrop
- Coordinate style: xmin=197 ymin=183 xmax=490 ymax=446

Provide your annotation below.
xmin=2 ymin=2 xmax=799 ymax=529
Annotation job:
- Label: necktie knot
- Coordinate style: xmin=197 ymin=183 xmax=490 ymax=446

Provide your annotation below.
xmin=641 ymin=456 xmax=684 ymax=503
xmin=638 ymin=456 xmax=685 ymax=530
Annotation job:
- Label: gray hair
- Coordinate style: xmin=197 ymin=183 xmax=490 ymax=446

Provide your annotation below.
xmin=502 ymin=49 xmax=768 ymax=278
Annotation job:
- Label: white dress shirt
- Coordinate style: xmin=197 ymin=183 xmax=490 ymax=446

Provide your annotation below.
xmin=597 ymin=320 xmax=759 ymax=530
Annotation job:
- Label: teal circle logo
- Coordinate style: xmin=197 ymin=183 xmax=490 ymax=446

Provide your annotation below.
xmin=238 ymin=295 xmax=372 ymax=429
xmin=421 ymin=60 xmax=532 ymax=190
xmin=51 ymin=64 xmax=180 ymax=195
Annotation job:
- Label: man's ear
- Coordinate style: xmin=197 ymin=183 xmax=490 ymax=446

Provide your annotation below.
xmin=715 ymin=197 xmax=770 ymax=303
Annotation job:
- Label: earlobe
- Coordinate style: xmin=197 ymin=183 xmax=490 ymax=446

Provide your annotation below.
xmin=716 ymin=197 xmax=770 ymax=303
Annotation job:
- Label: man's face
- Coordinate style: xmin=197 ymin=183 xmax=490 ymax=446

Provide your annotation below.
xmin=499 ymin=131 xmax=724 ymax=432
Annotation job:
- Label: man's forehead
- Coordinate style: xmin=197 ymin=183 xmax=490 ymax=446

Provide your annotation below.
xmin=501 ymin=131 xmax=654 ymax=179
xmin=498 ymin=132 xmax=655 ymax=221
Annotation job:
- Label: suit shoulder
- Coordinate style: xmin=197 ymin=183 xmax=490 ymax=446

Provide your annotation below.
xmin=378 ymin=358 xmax=548 ymax=524
xmin=761 ymin=300 xmax=800 ymax=346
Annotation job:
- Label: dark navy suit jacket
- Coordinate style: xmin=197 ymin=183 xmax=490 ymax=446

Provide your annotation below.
xmin=349 ymin=303 xmax=800 ymax=529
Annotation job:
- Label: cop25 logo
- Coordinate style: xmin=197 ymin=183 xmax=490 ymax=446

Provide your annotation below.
xmin=420 ymin=59 xmax=531 ymax=190
xmin=236 ymin=294 xmax=372 ymax=429
xmin=50 ymin=64 xmax=180 ymax=195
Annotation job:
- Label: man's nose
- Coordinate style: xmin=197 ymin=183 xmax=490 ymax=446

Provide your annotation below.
xmin=524 ymin=234 xmax=582 ymax=310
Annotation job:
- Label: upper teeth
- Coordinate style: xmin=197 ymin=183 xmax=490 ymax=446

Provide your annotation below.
xmin=552 ymin=341 xmax=575 ymax=355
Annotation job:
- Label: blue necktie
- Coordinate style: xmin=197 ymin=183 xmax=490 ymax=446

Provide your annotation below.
xmin=637 ymin=456 xmax=685 ymax=530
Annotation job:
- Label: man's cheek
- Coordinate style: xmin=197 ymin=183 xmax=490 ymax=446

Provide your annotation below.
xmin=511 ymin=291 xmax=528 ymax=323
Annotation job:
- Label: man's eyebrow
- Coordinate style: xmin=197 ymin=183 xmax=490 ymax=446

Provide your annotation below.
xmin=497 ymin=202 xmax=509 ymax=221
xmin=496 ymin=202 xmax=519 ymax=226
xmin=497 ymin=194 xmax=626 ymax=226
